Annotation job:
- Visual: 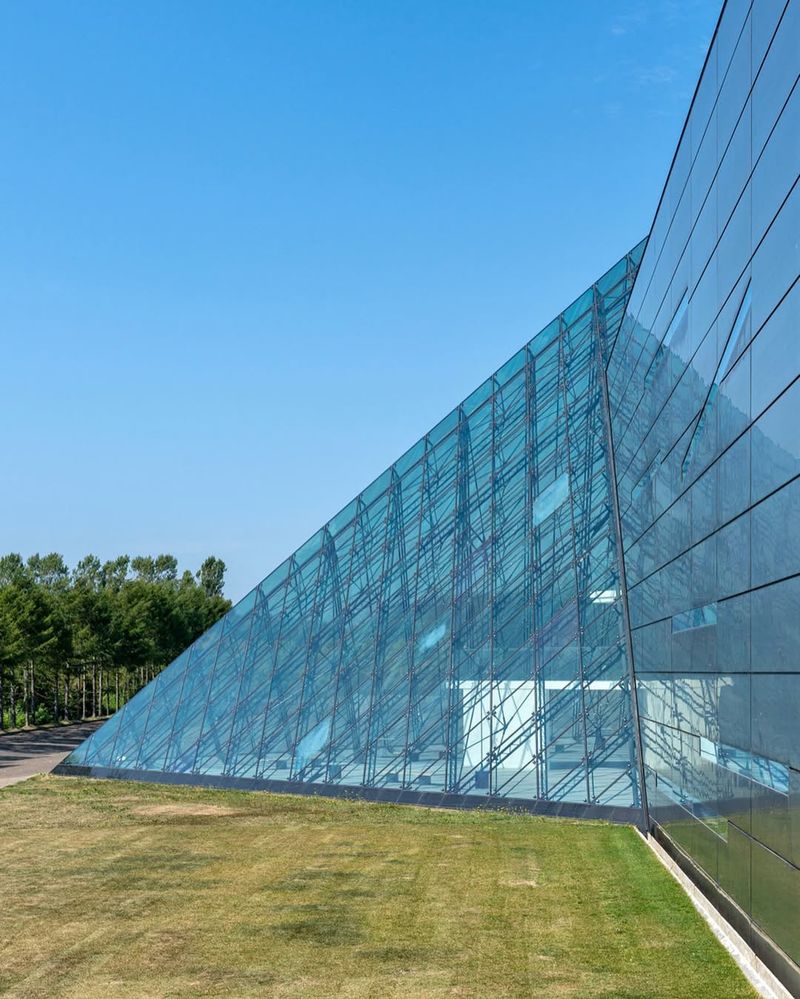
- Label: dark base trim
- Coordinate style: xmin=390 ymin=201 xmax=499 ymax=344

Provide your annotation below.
xmin=52 ymin=762 xmax=643 ymax=825
xmin=650 ymin=821 xmax=800 ymax=999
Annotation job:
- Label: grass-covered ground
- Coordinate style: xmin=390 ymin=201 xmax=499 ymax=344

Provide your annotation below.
xmin=0 ymin=777 xmax=753 ymax=998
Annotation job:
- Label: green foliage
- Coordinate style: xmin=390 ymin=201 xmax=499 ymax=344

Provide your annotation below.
xmin=197 ymin=555 xmax=226 ymax=598
xmin=0 ymin=552 xmax=232 ymax=729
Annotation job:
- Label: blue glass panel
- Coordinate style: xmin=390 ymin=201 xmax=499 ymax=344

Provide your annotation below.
xmin=67 ymin=247 xmax=643 ymax=811
xmin=532 ymin=473 xmax=570 ymax=527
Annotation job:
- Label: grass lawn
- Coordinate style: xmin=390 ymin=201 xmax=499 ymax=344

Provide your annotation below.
xmin=0 ymin=777 xmax=753 ymax=999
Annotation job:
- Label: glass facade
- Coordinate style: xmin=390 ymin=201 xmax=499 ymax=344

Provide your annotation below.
xmin=607 ymin=0 xmax=800 ymax=978
xmin=60 ymin=0 xmax=799 ymax=985
xmin=64 ymin=247 xmax=644 ymax=814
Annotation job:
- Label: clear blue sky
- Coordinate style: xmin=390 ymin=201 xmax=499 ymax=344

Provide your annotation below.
xmin=1 ymin=1 xmax=719 ymax=601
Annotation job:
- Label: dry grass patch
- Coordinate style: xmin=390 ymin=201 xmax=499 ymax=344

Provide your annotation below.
xmin=130 ymin=803 xmax=243 ymax=818
xmin=0 ymin=776 xmax=755 ymax=999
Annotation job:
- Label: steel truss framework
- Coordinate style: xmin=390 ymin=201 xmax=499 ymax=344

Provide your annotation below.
xmin=62 ymin=243 xmax=647 ymax=817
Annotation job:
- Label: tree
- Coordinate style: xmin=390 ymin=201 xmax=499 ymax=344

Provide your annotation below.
xmin=27 ymin=553 xmax=69 ymax=591
xmin=154 ymin=555 xmax=178 ymax=582
xmin=0 ymin=576 xmax=70 ymax=725
xmin=73 ymin=554 xmax=103 ymax=591
xmin=102 ymin=556 xmax=130 ymax=591
xmin=0 ymin=551 xmax=231 ymax=729
xmin=130 ymin=556 xmax=155 ymax=582
xmin=197 ymin=557 xmax=226 ymax=598
xmin=0 ymin=554 xmax=26 ymax=587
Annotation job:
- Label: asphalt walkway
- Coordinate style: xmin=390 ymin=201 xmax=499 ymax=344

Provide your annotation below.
xmin=0 ymin=722 xmax=102 ymax=789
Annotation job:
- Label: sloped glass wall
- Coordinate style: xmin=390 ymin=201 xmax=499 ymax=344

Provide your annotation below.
xmin=64 ymin=245 xmax=644 ymax=811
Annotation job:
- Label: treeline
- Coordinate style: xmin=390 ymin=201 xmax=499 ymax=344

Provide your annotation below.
xmin=0 ymin=552 xmax=231 ymax=730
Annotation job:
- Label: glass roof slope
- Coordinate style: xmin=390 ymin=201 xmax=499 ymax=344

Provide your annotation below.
xmin=65 ymin=242 xmax=645 ymax=811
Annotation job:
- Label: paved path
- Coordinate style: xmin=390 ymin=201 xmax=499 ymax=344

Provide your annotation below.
xmin=0 ymin=722 xmax=103 ymax=789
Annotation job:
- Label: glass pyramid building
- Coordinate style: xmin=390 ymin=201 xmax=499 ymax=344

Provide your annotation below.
xmin=60 ymin=244 xmax=646 ymax=820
